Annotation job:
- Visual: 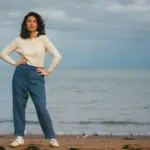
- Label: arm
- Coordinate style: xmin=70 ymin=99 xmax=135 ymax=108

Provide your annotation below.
xmin=43 ymin=35 xmax=62 ymax=74
xmin=0 ymin=39 xmax=17 ymax=66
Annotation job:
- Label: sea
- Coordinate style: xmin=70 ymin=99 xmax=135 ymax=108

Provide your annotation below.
xmin=0 ymin=66 xmax=150 ymax=136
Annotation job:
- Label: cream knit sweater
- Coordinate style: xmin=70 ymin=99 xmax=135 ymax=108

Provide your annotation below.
xmin=0 ymin=35 xmax=61 ymax=72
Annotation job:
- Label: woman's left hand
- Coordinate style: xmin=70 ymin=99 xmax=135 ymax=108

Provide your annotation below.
xmin=36 ymin=68 xmax=50 ymax=76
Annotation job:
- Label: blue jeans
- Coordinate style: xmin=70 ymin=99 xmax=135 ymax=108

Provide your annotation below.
xmin=12 ymin=64 xmax=55 ymax=139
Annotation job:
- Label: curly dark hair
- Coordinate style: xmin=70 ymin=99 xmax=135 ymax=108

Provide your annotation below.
xmin=20 ymin=12 xmax=46 ymax=39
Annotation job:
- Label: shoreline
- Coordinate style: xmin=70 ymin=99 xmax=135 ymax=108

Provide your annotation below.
xmin=0 ymin=135 xmax=149 ymax=150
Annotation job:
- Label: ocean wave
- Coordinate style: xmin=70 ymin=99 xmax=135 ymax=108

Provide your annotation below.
xmin=1 ymin=119 xmax=150 ymax=126
xmin=140 ymin=105 xmax=150 ymax=109
xmin=59 ymin=120 xmax=150 ymax=126
xmin=0 ymin=120 xmax=39 ymax=124
xmin=56 ymin=132 xmax=150 ymax=136
xmin=100 ymin=121 xmax=150 ymax=125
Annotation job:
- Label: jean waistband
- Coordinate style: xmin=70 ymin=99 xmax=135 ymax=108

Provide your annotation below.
xmin=17 ymin=63 xmax=43 ymax=70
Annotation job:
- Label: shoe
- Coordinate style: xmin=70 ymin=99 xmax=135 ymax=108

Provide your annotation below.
xmin=49 ymin=138 xmax=60 ymax=147
xmin=10 ymin=136 xmax=24 ymax=148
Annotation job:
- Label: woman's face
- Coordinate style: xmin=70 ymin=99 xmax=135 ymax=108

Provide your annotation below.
xmin=26 ymin=16 xmax=38 ymax=32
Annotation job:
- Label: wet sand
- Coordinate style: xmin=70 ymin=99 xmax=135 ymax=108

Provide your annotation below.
xmin=0 ymin=135 xmax=150 ymax=149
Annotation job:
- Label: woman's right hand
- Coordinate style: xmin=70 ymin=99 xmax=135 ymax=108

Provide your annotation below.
xmin=14 ymin=57 xmax=27 ymax=66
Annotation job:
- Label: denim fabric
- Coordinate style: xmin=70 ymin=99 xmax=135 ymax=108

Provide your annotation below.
xmin=12 ymin=64 xmax=55 ymax=139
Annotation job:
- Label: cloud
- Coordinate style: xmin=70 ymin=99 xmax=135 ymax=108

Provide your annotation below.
xmin=8 ymin=11 xmax=21 ymax=17
xmin=33 ymin=8 xmax=85 ymax=23
xmin=0 ymin=0 xmax=149 ymax=68
xmin=106 ymin=1 xmax=150 ymax=13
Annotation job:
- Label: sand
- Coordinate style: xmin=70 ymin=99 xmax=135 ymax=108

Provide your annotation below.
xmin=0 ymin=135 xmax=149 ymax=150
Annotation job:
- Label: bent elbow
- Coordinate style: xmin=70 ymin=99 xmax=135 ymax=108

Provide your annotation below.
xmin=58 ymin=54 xmax=62 ymax=60
xmin=54 ymin=55 xmax=62 ymax=65
xmin=55 ymin=54 xmax=62 ymax=61
xmin=0 ymin=52 xmax=5 ymax=59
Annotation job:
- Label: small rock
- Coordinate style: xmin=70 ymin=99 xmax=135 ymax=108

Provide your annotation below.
xmin=0 ymin=146 xmax=5 ymax=150
xmin=25 ymin=144 xmax=40 ymax=150
xmin=82 ymin=134 xmax=88 ymax=138
xmin=68 ymin=147 xmax=80 ymax=150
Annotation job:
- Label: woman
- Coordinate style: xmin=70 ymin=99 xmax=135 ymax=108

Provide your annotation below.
xmin=0 ymin=12 xmax=61 ymax=148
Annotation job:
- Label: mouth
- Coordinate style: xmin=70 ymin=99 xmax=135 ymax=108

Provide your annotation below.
xmin=29 ymin=26 xmax=34 ymax=29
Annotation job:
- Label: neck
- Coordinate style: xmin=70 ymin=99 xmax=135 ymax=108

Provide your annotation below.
xmin=29 ymin=31 xmax=37 ymax=39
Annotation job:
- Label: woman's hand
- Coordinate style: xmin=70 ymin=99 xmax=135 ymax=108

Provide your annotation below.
xmin=36 ymin=68 xmax=51 ymax=76
xmin=14 ymin=57 xmax=27 ymax=66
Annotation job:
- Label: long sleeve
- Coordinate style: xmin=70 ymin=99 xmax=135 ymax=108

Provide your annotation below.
xmin=43 ymin=35 xmax=62 ymax=73
xmin=0 ymin=39 xmax=17 ymax=65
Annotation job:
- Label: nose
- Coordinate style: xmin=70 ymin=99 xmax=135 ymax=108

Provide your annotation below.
xmin=30 ymin=22 xmax=34 ymax=25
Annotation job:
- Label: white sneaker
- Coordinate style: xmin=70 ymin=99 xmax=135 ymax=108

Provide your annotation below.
xmin=49 ymin=138 xmax=60 ymax=147
xmin=10 ymin=136 xmax=24 ymax=148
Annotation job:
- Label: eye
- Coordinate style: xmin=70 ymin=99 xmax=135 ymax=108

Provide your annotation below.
xmin=33 ymin=20 xmax=37 ymax=23
xmin=27 ymin=19 xmax=31 ymax=23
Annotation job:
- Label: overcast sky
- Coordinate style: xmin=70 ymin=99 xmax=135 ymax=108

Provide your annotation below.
xmin=0 ymin=0 xmax=150 ymax=68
